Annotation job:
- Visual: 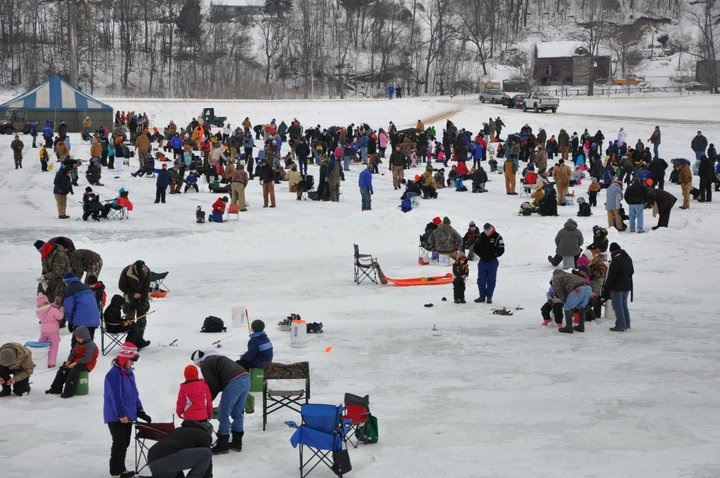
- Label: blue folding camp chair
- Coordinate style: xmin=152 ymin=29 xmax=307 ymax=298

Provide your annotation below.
xmin=287 ymin=404 xmax=352 ymax=478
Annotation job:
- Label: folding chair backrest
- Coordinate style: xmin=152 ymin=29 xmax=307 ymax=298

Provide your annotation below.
xmin=265 ymin=361 xmax=310 ymax=383
xmin=302 ymin=404 xmax=343 ymax=434
xmin=263 ymin=362 xmax=310 ymax=430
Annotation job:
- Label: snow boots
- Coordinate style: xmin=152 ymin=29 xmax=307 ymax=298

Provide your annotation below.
xmin=559 ymin=310 xmax=574 ymax=333
xmin=230 ymin=431 xmax=244 ymax=452
xmin=573 ymin=308 xmax=586 ymax=333
xmin=212 ymin=434 xmax=230 ymax=454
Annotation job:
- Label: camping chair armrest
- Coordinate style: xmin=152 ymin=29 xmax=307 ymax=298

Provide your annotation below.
xmin=285 ymin=420 xmax=299 ymax=428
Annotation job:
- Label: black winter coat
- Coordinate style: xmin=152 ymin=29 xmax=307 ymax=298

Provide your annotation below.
xmin=147 ymin=423 xmax=212 ymax=463
xmin=199 ymin=355 xmax=247 ymax=399
xmin=624 ymin=183 xmax=649 ymax=205
xmin=473 ymin=231 xmax=505 ymax=262
xmin=698 ymin=157 xmax=715 ymax=180
xmin=604 ymin=250 xmax=634 ymax=293
xmin=649 ymin=157 xmax=668 ymax=179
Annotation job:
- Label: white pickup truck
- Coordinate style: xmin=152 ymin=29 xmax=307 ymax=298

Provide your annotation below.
xmin=522 ymin=92 xmax=559 ymax=113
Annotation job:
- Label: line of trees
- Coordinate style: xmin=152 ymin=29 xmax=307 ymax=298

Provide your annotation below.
xmin=0 ymin=0 xmax=702 ymax=98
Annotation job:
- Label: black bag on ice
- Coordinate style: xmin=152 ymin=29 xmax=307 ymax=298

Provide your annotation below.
xmin=201 ymin=316 xmax=227 ymax=333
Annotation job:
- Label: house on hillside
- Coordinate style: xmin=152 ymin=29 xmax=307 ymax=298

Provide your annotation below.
xmin=695 ymin=60 xmax=719 ymax=86
xmin=208 ymin=0 xmax=264 ymax=21
xmin=534 ymin=41 xmax=611 ymax=86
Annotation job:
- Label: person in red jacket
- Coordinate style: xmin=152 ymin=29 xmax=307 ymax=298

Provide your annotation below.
xmin=209 ymin=196 xmax=228 ymax=222
xmin=176 ymin=365 xmax=213 ymax=422
xmin=45 ymin=326 xmax=98 ymax=398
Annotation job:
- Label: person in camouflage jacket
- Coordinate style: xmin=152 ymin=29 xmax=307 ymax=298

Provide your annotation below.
xmin=36 ymin=242 xmax=71 ymax=303
xmin=69 ymin=248 xmax=103 ymax=283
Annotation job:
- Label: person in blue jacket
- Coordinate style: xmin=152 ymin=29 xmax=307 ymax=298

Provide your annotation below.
xmin=29 ymin=121 xmax=38 ymax=148
xmin=43 ymin=121 xmax=53 ymax=147
xmin=62 ymin=272 xmax=100 ymax=344
xmin=153 ymin=163 xmax=171 ymax=204
xmin=237 ymin=320 xmax=273 ymax=370
xmin=104 ymin=342 xmax=151 ymax=478
xmin=358 ymin=163 xmax=373 ymax=211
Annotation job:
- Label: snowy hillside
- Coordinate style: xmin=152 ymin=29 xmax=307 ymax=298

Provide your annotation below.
xmin=1 ymin=94 xmax=719 ymax=477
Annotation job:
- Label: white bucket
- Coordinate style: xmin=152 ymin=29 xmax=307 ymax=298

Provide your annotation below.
xmin=604 ymin=300 xmax=616 ymax=322
xmin=290 ymin=320 xmax=308 ymax=348
xmin=562 ymin=256 xmax=575 ymax=269
xmin=438 ymin=255 xmax=452 ymax=266
xmin=232 ymin=305 xmax=249 ymax=329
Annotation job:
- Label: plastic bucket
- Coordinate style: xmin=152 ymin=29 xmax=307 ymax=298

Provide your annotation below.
xmin=250 ymin=368 xmax=264 ymax=392
xmin=438 ymin=255 xmax=451 ymax=266
xmin=562 ymin=256 xmax=575 ymax=269
xmin=291 ymin=319 xmax=308 ymax=348
xmin=604 ymin=300 xmax=616 ymax=322
xmin=232 ymin=305 xmax=248 ymax=328
xmin=75 ymin=370 xmax=89 ymax=396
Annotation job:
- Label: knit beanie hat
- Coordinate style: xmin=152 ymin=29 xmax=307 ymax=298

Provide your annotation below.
xmin=609 ymin=242 xmax=621 ymax=253
xmin=432 ymin=216 xmax=442 ymax=226
xmin=36 ymin=293 xmax=50 ymax=307
xmin=442 ymin=216 xmax=451 ymax=225
xmin=184 ymin=364 xmax=199 ymax=380
xmin=0 ymin=347 xmax=17 ymax=367
xmin=191 ymin=348 xmax=219 ymax=365
xmin=117 ymin=342 xmax=139 ymax=367
xmin=33 ymin=240 xmax=46 ymax=251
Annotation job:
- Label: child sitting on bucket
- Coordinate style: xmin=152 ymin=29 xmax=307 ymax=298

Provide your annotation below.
xmin=45 ymin=326 xmax=98 ymax=398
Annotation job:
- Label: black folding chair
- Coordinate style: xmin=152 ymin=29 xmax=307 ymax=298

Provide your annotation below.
xmin=100 ymin=321 xmax=128 ymax=356
xmin=353 ymin=244 xmax=379 ymax=284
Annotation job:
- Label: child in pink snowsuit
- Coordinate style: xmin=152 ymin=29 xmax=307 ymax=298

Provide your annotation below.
xmin=36 ymin=293 xmax=64 ymax=367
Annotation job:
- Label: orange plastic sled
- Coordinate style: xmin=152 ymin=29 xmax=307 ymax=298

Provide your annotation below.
xmin=383 ymin=273 xmax=453 ymax=286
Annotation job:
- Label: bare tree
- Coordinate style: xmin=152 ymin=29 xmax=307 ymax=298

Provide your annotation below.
xmin=687 ymin=0 xmax=719 ymax=93
xmin=254 ymin=7 xmax=290 ymax=85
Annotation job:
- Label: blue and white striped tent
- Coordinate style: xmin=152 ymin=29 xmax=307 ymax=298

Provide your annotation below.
xmin=0 ymin=75 xmax=113 ymax=131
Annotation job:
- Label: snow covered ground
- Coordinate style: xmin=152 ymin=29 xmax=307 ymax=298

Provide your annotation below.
xmin=1 ymin=95 xmax=719 ymax=478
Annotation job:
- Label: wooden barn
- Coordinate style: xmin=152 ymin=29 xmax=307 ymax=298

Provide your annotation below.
xmin=534 ymin=41 xmax=611 ymax=86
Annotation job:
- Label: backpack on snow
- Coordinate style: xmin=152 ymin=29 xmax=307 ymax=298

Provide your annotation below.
xmin=201 ymin=315 xmax=227 ymax=333
xmin=356 ymin=413 xmax=379 ymax=444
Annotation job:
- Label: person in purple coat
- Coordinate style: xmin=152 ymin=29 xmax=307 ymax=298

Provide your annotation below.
xmin=103 ymin=343 xmax=151 ymax=478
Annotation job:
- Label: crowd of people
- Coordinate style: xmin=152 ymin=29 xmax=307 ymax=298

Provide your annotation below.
xmin=4 ymin=106 xmax=718 ymax=476
xmin=1 ymin=229 xmax=275 ymax=478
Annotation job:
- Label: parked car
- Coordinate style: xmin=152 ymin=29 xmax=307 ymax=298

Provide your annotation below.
xmin=479 ymin=88 xmax=509 ymax=104
xmin=507 ymin=94 xmax=526 ymax=109
xmin=522 ymin=92 xmax=559 ymax=113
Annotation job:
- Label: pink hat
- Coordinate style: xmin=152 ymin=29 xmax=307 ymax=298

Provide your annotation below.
xmin=36 ymin=293 xmax=50 ymax=307
xmin=576 ymin=256 xmax=590 ymax=268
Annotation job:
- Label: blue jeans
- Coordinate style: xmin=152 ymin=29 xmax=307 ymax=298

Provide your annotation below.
xmin=628 ymin=203 xmax=644 ymax=231
xmin=610 ymin=291 xmax=631 ymax=330
xmin=360 ymin=147 xmax=368 ymax=164
xmin=477 ymin=258 xmax=499 ymax=298
xmin=360 ymin=187 xmax=372 ymax=210
xmin=217 ymin=375 xmax=250 ymax=435
xmin=653 ymin=143 xmax=659 ymax=159
xmin=695 ymin=150 xmax=704 ymax=161
xmin=298 ymin=157 xmax=308 ymax=176
xmin=564 ymin=285 xmax=592 ymax=310
xmin=343 ymin=155 xmax=353 ymax=171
